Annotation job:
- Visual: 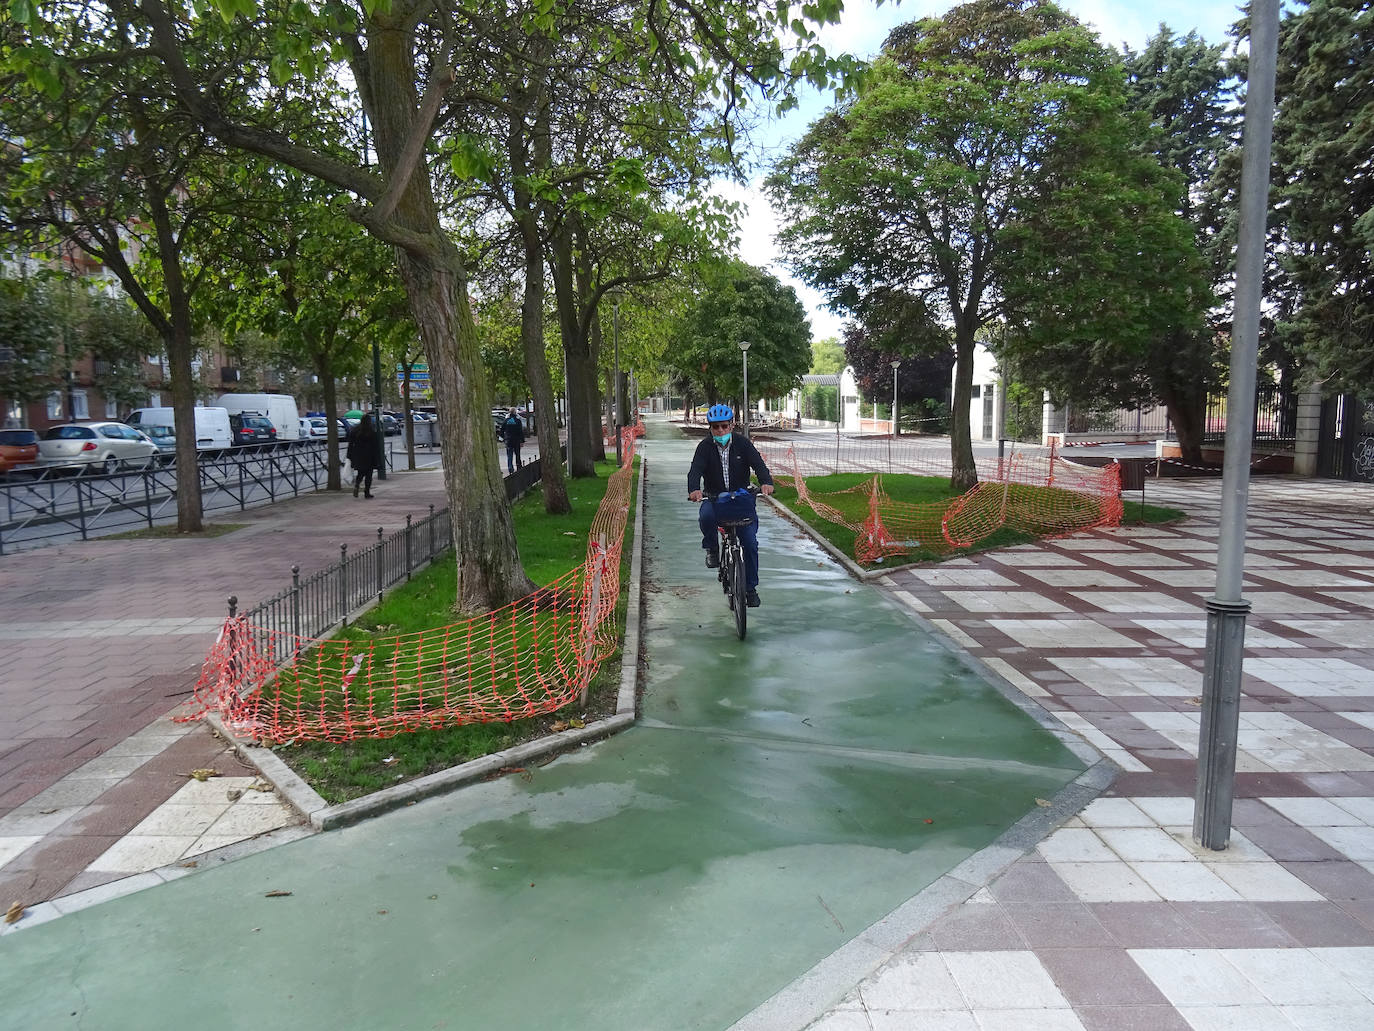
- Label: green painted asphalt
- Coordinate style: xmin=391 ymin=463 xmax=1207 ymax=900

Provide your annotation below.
xmin=0 ymin=426 xmax=1087 ymax=1031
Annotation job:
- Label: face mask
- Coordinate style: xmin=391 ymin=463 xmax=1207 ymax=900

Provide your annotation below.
xmin=712 ymin=432 xmax=732 ymax=446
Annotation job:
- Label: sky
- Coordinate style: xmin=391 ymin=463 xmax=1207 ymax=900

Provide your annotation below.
xmin=726 ymin=0 xmax=1249 ymax=342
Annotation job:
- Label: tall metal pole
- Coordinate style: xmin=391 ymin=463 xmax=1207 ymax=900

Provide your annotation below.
xmin=739 ymin=340 xmax=751 ymax=436
xmin=891 ymin=360 xmax=900 ymax=437
xmin=613 ymin=297 xmax=621 ymax=467
xmin=1194 ymin=0 xmax=1279 ymax=851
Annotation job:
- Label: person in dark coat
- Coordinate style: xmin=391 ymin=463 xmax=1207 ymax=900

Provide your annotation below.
xmin=687 ymin=404 xmax=774 ymax=607
xmin=501 ymin=409 xmax=526 ymax=473
xmin=347 ymin=414 xmax=378 ymax=498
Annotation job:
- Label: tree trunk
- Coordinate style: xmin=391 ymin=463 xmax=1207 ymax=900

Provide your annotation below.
xmin=549 ymin=228 xmax=598 ymax=477
xmin=1160 ymin=383 xmax=1207 ymax=466
xmin=367 ymin=22 xmax=530 ymax=611
xmin=402 ymin=371 xmax=416 ymax=471
xmin=165 ymin=319 xmax=204 ymax=532
xmin=318 ymin=351 xmax=343 ymax=490
xmin=511 ymin=104 xmax=570 ymax=513
xmin=950 ymin=326 xmax=979 ymax=492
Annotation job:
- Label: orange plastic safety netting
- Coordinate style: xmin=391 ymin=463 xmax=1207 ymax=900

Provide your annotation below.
xmin=179 ymin=433 xmax=638 ymax=744
xmin=753 ymin=434 xmax=1121 ymax=565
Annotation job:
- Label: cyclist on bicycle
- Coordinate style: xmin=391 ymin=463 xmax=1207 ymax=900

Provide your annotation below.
xmin=687 ymin=404 xmax=774 ymax=607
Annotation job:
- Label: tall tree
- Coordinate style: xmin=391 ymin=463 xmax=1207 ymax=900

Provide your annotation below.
xmin=11 ymin=0 xmax=859 ymax=611
xmin=0 ymin=275 xmax=62 ymax=414
xmin=670 ymin=259 xmax=812 ymax=411
xmin=1272 ymin=0 xmax=1373 ymax=394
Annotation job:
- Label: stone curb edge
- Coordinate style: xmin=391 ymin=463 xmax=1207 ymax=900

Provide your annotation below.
xmin=762 ymin=494 xmax=924 ymax=582
xmin=727 ymin=760 xmax=1115 ymax=1031
xmin=219 ymin=455 xmax=649 ymax=833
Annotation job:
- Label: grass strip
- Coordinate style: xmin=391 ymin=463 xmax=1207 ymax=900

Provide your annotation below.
xmin=772 ymin=472 xmax=1184 ymax=569
xmin=273 ymin=457 xmax=637 ymax=803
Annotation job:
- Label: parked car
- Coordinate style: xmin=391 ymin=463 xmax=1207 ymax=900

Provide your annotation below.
xmin=215 ymin=393 xmax=302 ymax=442
xmin=299 ymin=417 xmax=329 ymax=439
xmin=37 ymin=422 xmax=160 ymax=474
xmin=380 ymin=414 xmax=402 ymax=436
xmin=0 ymin=428 xmax=41 ymax=478
xmin=139 ymin=423 xmax=178 ymax=461
xmin=229 ymin=413 xmax=277 ymax=447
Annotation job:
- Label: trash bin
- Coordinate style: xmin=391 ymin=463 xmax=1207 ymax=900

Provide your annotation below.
xmin=1118 ymin=457 xmax=1147 ymax=491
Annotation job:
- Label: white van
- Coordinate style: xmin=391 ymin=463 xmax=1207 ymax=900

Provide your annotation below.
xmin=126 ymin=406 xmax=233 ymax=451
xmin=214 ymin=393 xmax=302 ymax=442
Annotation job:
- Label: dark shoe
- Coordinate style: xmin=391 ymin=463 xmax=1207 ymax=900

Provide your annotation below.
xmin=353 ymin=481 xmax=360 ymax=497
xmin=746 ymin=589 xmax=761 ymax=608
xmin=364 ymin=492 xmax=374 ymax=499
xmin=705 ymin=551 xmax=719 ymax=569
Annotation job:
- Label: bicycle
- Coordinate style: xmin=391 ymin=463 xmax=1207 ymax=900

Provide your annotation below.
xmin=696 ymin=485 xmax=760 ymax=640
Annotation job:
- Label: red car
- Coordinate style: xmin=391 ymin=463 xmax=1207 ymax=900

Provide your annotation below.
xmin=0 ymin=428 xmax=41 ymax=477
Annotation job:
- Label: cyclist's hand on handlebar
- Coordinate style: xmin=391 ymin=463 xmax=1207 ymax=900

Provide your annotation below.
xmin=760 ymin=484 xmax=774 ymax=496
xmin=689 ymin=489 xmax=704 ymax=502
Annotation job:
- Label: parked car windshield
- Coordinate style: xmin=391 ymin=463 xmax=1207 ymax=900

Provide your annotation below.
xmin=0 ymin=429 xmax=38 ymax=445
xmin=44 ymin=426 xmax=95 ymax=439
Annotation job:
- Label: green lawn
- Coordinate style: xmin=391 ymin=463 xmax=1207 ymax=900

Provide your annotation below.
xmin=273 ymin=457 xmax=637 ymax=803
xmin=772 ymin=472 xmax=1183 ymax=568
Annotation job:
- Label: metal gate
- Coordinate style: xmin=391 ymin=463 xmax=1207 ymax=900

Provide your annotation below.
xmin=1318 ymin=394 xmax=1374 ymax=482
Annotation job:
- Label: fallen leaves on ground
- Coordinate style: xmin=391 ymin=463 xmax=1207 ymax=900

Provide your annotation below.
xmin=5 ymin=901 xmax=24 ymax=924
xmin=1035 ymin=798 xmax=1052 ymax=807
xmin=188 ymin=768 xmax=220 ymax=781
xmin=264 ymin=890 xmax=292 ymax=898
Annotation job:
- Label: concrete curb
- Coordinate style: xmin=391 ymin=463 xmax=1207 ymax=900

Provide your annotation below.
xmin=727 ymin=759 xmax=1115 ymax=1031
xmin=218 ymin=457 xmax=649 ymax=833
xmin=762 ymin=494 xmax=921 ymax=582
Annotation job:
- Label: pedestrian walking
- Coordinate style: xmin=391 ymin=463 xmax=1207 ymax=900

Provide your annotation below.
xmin=347 ymin=413 xmax=379 ymax=498
xmin=501 ymin=409 xmax=526 ymax=474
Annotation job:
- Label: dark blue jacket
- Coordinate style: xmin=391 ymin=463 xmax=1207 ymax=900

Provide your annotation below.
xmin=688 ymin=434 xmax=773 ymax=496
xmin=500 ymin=415 xmax=525 ymax=447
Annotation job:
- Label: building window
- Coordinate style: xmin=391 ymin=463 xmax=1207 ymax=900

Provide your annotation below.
xmin=71 ymin=390 xmax=89 ymax=420
xmin=106 ymin=397 xmax=120 ymax=419
xmin=971 ymin=385 xmax=982 ymax=398
xmin=47 ymin=392 xmax=63 ymax=419
xmin=149 ymin=391 xmax=162 ymax=407
xmin=5 ymin=401 xmax=21 ymax=427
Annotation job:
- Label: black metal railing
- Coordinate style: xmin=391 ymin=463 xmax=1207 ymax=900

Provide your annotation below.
xmin=1203 ymin=383 xmax=1298 ymax=450
xmin=232 ymin=504 xmax=455 ymax=667
xmin=0 ymin=441 xmax=334 ymax=555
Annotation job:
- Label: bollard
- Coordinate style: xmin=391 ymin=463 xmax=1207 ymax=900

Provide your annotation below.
xmin=228 ymin=595 xmax=238 ymax=618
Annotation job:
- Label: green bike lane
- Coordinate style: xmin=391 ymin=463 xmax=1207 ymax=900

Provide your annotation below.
xmin=0 ymin=428 xmax=1093 ymax=1031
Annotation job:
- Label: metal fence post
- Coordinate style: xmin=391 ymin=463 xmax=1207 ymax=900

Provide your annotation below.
xmin=238 ymin=459 xmax=246 ymax=512
xmin=405 ymin=514 xmax=413 ymax=579
xmin=375 ymin=526 xmax=384 ymax=604
xmin=339 ymin=542 xmax=349 ymax=627
xmin=76 ymin=479 xmax=88 ymax=540
xmin=428 ymin=503 xmax=435 ymax=559
xmin=144 ymin=468 xmax=154 ymax=528
xmin=291 ymin=564 xmax=301 ymax=645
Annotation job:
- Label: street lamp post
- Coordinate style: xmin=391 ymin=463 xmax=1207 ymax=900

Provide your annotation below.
xmin=890 ymin=359 xmax=901 ymax=437
xmin=372 ymin=340 xmax=386 ymax=480
xmin=739 ymin=340 xmax=751 ymax=435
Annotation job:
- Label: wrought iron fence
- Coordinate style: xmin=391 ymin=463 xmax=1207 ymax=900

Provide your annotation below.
xmin=1203 ymin=383 xmax=1298 ymax=450
xmin=0 ymin=442 xmax=333 ymax=555
xmin=1044 ymin=402 xmax=1173 ymax=439
xmin=232 ymin=504 xmax=455 ymax=668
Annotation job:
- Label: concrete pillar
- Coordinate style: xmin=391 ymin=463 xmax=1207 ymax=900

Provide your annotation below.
xmin=1293 ymin=389 xmax=1322 ymax=476
xmin=1041 ymin=390 xmax=1053 ymax=447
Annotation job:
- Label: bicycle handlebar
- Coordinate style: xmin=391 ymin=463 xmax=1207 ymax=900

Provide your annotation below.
xmin=688 ymin=485 xmax=762 ymax=501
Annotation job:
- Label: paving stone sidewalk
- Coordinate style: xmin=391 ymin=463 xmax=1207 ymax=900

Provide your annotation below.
xmin=800 ymin=474 xmax=1374 ymax=1030
xmin=0 ymin=467 xmax=449 ymax=908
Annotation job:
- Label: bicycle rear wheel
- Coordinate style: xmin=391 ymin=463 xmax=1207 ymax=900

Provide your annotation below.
xmin=730 ymin=542 xmax=747 ymax=639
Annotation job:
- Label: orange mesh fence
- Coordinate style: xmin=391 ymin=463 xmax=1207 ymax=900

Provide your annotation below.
xmin=179 ymin=435 xmax=637 ymax=743
xmin=754 ymin=434 xmax=1121 ymax=564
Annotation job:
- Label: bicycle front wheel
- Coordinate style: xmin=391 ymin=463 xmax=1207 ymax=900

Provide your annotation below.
xmin=730 ymin=545 xmax=748 ymax=639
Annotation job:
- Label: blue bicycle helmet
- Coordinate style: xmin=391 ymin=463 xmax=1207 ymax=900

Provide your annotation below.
xmin=707 ymin=404 xmax=734 ymax=423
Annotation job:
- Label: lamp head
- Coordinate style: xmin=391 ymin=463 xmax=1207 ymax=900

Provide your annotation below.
xmin=739 ymin=340 xmax=751 ymax=353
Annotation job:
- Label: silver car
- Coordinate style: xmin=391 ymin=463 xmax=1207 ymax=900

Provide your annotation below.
xmin=38 ymin=422 xmax=160 ymax=475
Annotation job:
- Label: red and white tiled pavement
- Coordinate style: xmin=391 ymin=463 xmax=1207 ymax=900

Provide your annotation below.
xmin=808 ymin=475 xmax=1374 ymax=1030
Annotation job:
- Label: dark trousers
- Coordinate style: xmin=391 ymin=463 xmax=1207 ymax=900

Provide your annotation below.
xmin=698 ymin=500 xmax=760 ymax=589
xmin=354 ymin=468 xmax=374 ymax=495
xmin=505 ymin=443 xmax=522 ymax=473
